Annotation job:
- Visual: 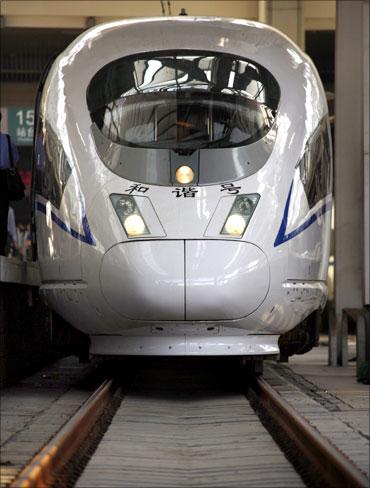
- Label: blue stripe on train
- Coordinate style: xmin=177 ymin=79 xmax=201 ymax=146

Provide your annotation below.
xmin=36 ymin=201 xmax=96 ymax=246
xmin=274 ymin=182 xmax=332 ymax=247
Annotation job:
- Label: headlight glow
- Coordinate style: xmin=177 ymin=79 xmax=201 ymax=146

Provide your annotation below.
xmin=221 ymin=194 xmax=260 ymax=237
xmin=224 ymin=214 xmax=246 ymax=236
xmin=110 ymin=194 xmax=149 ymax=237
xmin=176 ymin=165 xmax=194 ymax=184
xmin=123 ymin=214 xmax=147 ymax=236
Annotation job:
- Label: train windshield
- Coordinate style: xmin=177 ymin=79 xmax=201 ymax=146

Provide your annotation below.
xmin=87 ymin=51 xmax=280 ymax=151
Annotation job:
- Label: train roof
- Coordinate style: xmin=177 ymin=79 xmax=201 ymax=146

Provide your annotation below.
xmin=56 ymin=17 xmax=309 ymax=75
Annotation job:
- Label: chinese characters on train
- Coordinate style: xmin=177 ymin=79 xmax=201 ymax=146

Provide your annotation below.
xmin=125 ymin=184 xmax=149 ymax=194
xmin=125 ymin=183 xmax=243 ymax=197
xmin=220 ymin=183 xmax=241 ymax=194
xmin=172 ymin=187 xmax=198 ymax=198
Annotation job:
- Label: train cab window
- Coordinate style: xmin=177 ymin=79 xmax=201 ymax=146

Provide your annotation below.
xmin=34 ymin=117 xmax=71 ymax=209
xmin=299 ymin=117 xmax=332 ymax=208
xmin=87 ymin=51 xmax=280 ymax=152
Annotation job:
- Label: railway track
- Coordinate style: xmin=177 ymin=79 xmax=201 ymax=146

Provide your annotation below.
xmin=10 ymin=359 xmax=369 ymax=488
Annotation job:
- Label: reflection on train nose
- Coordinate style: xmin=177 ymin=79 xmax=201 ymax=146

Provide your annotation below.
xmin=100 ymin=241 xmax=185 ymax=321
xmin=189 ymin=258 xmax=261 ymax=288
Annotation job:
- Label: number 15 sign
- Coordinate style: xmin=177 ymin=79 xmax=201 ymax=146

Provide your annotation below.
xmin=8 ymin=107 xmax=34 ymax=146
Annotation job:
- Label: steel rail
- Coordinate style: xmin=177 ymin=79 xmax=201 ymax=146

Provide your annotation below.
xmin=252 ymin=376 xmax=369 ymax=488
xmin=11 ymin=378 xmax=117 ymax=488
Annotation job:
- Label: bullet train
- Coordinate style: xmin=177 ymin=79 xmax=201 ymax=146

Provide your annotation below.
xmin=32 ymin=17 xmax=332 ymax=358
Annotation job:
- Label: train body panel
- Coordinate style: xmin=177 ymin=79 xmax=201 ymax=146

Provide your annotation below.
xmin=34 ymin=17 xmax=332 ymax=356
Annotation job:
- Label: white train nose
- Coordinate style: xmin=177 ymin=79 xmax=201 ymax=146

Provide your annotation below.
xmin=101 ymin=241 xmax=185 ymax=321
xmin=185 ymin=241 xmax=269 ymax=320
xmin=100 ymin=240 xmax=269 ymax=321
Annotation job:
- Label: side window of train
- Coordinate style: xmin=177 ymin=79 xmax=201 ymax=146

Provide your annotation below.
xmin=299 ymin=117 xmax=331 ymax=209
xmin=34 ymin=117 xmax=72 ymax=209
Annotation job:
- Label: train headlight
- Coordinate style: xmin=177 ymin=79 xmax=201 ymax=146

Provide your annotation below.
xmin=223 ymin=214 xmax=246 ymax=236
xmin=221 ymin=194 xmax=260 ymax=237
xmin=115 ymin=196 xmax=135 ymax=217
xmin=176 ymin=165 xmax=194 ymax=184
xmin=123 ymin=214 xmax=147 ymax=236
xmin=110 ymin=194 xmax=149 ymax=237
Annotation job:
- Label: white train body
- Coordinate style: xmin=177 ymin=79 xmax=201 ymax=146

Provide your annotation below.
xmin=33 ymin=17 xmax=332 ymax=356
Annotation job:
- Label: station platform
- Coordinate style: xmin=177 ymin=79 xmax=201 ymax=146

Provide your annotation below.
xmin=1 ymin=256 xmax=88 ymax=387
xmin=0 ymin=256 xmax=49 ymax=386
xmin=0 ymin=256 xmax=40 ymax=287
xmin=264 ymin=340 xmax=370 ymax=479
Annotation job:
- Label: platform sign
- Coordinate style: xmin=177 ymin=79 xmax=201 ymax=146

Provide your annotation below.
xmin=8 ymin=107 xmax=34 ymax=145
